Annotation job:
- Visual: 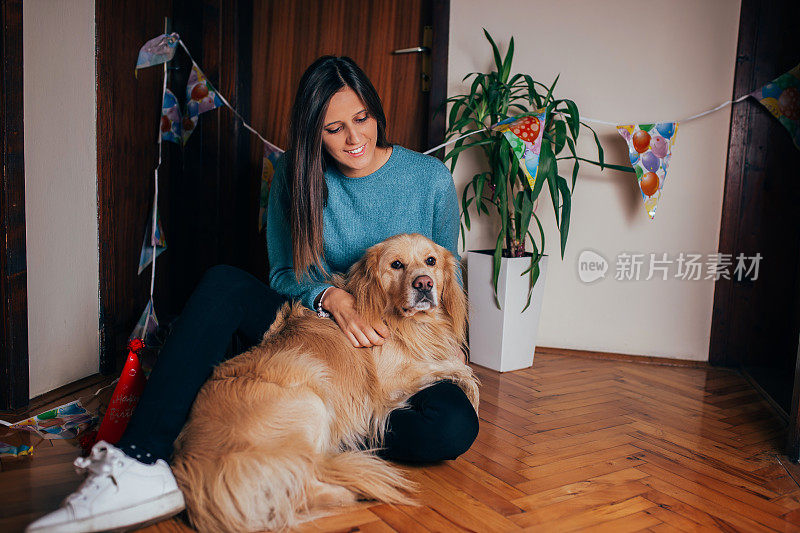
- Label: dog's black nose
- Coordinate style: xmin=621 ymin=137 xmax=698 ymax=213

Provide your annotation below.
xmin=413 ymin=275 xmax=433 ymax=292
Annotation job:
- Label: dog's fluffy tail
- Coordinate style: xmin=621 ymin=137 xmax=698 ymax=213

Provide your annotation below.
xmin=173 ymin=445 xmax=317 ymax=533
xmin=173 ymin=447 xmax=415 ymax=533
xmin=316 ymin=450 xmax=417 ymax=506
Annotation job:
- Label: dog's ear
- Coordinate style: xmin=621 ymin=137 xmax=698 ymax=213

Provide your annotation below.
xmin=441 ymin=250 xmax=468 ymax=346
xmin=346 ymin=244 xmax=389 ymax=322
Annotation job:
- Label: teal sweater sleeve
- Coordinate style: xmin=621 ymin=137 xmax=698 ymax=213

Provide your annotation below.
xmin=266 ymin=157 xmax=333 ymax=310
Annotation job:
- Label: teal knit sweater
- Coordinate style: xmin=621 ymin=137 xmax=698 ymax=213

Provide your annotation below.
xmin=267 ymin=145 xmax=461 ymax=310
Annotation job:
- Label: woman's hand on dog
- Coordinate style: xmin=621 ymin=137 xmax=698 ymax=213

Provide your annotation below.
xmin=322 ymin=288 xmax=390 ymax=347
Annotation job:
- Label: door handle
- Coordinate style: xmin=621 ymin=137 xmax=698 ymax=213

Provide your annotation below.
xmin=391 ymin=26 xmax=433 ymax=92
xmin=392 ymin=46 xmax=430 ymax=54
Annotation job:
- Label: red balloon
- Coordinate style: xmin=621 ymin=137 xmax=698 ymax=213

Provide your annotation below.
xmin=632 ymin=130 xmax=651 ymax=153
xmin=640 ymin=172 xmax=659 ymax=196
xmin=182 ymin=117 xmax=196 ymax=131
xmin=160 ymin=116 xmax=171 ymax=133
xmin=191 ymin=83 xmax=209 ymax=101
xmin=511 ymin=116 xmax=540 ymax=142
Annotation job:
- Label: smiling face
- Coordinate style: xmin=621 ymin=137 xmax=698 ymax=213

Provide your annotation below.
xmin=321 ymin=87 xmax=391 ymax=177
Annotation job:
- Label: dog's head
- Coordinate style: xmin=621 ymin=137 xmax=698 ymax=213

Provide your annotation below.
xmin=345 ymin=234 xmax=467 ymax=340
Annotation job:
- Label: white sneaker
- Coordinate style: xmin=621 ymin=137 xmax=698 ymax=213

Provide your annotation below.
xmin=26 ymin=441 xmax=185 ymax=533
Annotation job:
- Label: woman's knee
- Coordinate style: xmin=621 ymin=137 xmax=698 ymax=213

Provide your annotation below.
xmin=431 ymin=383 xmax=479 ymax=459
xmin=405 ymin=381 xmax=479 ymax=462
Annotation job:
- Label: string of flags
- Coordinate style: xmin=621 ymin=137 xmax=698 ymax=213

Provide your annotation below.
xmin=434 ymin=62 xmax=800 ymax=220
xmin=133 ymin=32 xmax=285 ymax=350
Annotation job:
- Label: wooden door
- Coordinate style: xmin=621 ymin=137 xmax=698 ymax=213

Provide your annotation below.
xmin=249 ymin=0 xmax=447 ymax=154
xmin=97 ymin=0 xmax=449 ymax=372
xmin=709 ymin=0 xmax=800 ymax=447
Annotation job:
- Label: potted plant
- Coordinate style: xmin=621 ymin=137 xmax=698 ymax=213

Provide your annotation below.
xmin=444 ymin=30 xmax=610 ymax=372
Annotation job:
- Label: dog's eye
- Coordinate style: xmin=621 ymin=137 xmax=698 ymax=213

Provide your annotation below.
xmin=425 ymin=256 xmax=436 ymax=266
xmin=390 ymin=260 xmax=404 ymax=270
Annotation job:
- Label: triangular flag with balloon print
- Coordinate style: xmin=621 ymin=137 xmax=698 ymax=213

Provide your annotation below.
xmin=751 ymin=63 xmax=800 ymax=150
xmin=493 ymin=110 xmax=547 ymax=190
xmin=135 ymin=33 xmax=179 ymax=72
xmin=182 ymin=64 xmax=225 ymax=144
xmin=258 ymin=143 xmax=284 ymax=232
xmin=617 ymin=123 xmax=678 ymax=219
xmin=160 ymin=88 xmax=182 ymax=144
xmin=138 ymin=206 xmax=167 ymax=275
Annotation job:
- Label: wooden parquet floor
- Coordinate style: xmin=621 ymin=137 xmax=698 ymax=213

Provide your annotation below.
xmin=3 ymin=352 xmax=800 ymax=532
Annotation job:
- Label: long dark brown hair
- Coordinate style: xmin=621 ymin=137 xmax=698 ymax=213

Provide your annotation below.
xmin=286 ymin=56 xmax=390 ymax=278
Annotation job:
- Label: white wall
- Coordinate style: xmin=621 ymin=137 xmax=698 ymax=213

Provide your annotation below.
xmin=24 ymin=0 xmax=98 ymax=397
xmin=449 ymin=0 xmax=741 ymax=361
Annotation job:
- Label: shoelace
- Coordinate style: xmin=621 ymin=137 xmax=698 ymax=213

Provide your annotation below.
xmin=66 ymin=442 xmax=125 ymax=504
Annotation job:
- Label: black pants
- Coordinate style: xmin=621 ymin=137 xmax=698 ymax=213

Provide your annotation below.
xmin=117 ymin=265 xmax=478 ymax=464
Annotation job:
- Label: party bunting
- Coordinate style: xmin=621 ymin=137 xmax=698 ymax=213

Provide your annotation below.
xmin=617 ymin=123 xmax=678 ymax=220
xmin=135 ymin=33 xmax=179 ymax=71
xmin=258 ymin=143 xmax=284 ymax=232
xmin=751 ymin=63 xmax=800 ymax=150
xmin=160 ymin=88 xmax=182 ymax=144
xmin=182 ymin=64 xmax=225 ymax=144
xmin=0 ymin=442 xmax=33 ymax=457
xmin=494 ymin=110 xmax=547 ymax=190
xmin=130 ymin=299 xmax=159 ymax=343
xmin=0 ymin=399 xmax=98 ymax=440
xmin=138 ymin=206 xmax=166 ymax=275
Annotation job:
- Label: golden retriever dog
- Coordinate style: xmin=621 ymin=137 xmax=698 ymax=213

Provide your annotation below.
xmin=171 ymin=233 xmax=479 ymax=532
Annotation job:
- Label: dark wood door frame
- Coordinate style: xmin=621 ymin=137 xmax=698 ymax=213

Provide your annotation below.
xmin=0 ymin=0 xmax=29 ymax=410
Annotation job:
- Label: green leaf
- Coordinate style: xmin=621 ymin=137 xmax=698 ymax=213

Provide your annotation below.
xmin=501 ymin=36 xmax=514 ymax=83
xmin=571 ymin=158 xmax=580 ymax=191
xmin=553 ymin=119 xmax=567 ymax=155
xmin=556 ymin=175 xmax=571 ymax=258
xmin=483 ymin=28 xmax=504 ymax=74
xmin=581 ymin=121 xmax=605 ymax=170
xmin=461 ymin=186 xmax=473 ymax=230
xmin=530 ymin=141 xmax=552 ymax=200
xmin=517 ymin=189 xmax=535 ymax=244
xmin=443 ymin=136 xmax=494 ymax=163
xmin=543 ymin=74 xmax=560 ymax=106
xmin=523 ymin=75 xmax=543 ymax=108
xmin=492 ymin=231 xmax=504 ymax=309
xmin=561 ymin=99 xmax=580 ymax=139
xmin=546 ymin=159 xmax=560 ymax=228
xmin=566 ymin=156 xmax=635 ymax=173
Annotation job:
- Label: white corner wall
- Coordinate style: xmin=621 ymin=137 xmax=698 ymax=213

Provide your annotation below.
xmin=449 ymin=0 xmax=741 ymax=361
xmin=24 ymin=0 xmax=99 ymax=397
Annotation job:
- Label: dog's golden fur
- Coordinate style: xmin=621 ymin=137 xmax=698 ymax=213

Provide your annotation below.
xmin=171 ymin=234 xmax=479 ymax=532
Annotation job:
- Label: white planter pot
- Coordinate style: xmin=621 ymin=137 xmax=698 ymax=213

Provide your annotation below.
xmin=467 ymin=251 xmax=549 ymax=372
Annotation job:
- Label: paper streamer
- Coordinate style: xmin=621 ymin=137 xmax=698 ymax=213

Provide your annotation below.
xmin=752 ymin=63 xmax=800 ymax=150
xmin=617 ymin=123 xmax=678 ymax=219
xmin=0 ymin=442 xmax=33 ymax=457
xmin=258 ymin=143 xmax=284 ymax=232
xmin=494 ymin=111 xmax=547 ymax=190
xmin=160 ymin=88 xmax=182 ymax=144
xmin=0 ymin=399 xmax=98 ymax=440
xmin=136 ymin=33 xmax=179 ymax=70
